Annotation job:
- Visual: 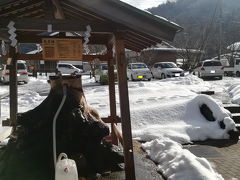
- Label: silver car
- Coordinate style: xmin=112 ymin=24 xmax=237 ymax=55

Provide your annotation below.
xmin=193 ymin=60 xmax=224 ymax=79
xmin=56 ymin=63 xmax=83 ymax=75
xmin=127 ymin=63 xmax=152 ymax=81
xmin=151 ymin=62 xmax=184 ymax=79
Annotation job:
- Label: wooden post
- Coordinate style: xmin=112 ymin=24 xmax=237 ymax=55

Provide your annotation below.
xmin=107 ymin=49 xmax=118 ymax=145
xmin=9 ymin=46 xmax=18 ymax=126
xmin=114 ymin=32 xmax=136 ymax=180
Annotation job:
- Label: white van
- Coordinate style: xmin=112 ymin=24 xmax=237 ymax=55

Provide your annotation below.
xmin=0 ymin=60 xmax=29 ymax=84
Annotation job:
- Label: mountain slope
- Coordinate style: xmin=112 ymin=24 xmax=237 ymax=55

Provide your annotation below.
xmin=149 ymin=0 xmax=240 ymax=59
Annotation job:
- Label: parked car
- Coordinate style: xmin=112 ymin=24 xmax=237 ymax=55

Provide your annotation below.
xmin=56 ymin=63 xmax=83 ymax=75
xmin=127 ymin=63 xmax=152 ymax=81
xmin=94 ymin=63 xmax=117 ymax=84
xmin=151 ymin=62 xmax=184 ymax=79
xmin=193 ymin=60 xmax=224 ymax=79
xmin=0 ymin=60 xmax=29 ymax=84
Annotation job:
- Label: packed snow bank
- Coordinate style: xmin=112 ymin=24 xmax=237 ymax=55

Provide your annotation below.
xmin=161 ymin=74 xmax=206 ymax=85
xmin=142 ymin=138 xmax=224 ymax=180
xmin=133 ymin=94 xmax=236 ymax=144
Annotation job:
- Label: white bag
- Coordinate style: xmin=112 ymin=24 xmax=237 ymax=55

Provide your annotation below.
xmin=55 ymin=153 xmax=78 ymax=180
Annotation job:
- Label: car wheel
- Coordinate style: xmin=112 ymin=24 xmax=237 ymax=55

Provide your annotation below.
xmin=236 ymin=71 xmax=240 ymax=77
xmin=219 ymin=76 xmax=223 ymax=80
xmin=131 ymin=74 xmax=135 ymax=81
xmin=148 ymin=78 xmax=151 ymax=81
xmin=198 ymin=72 xmax=201 ymax=78
xmin=24 ymin=81 xmax=28 ymax=84
xmin=161 ymin=73 xmax=165 ymax=79
xmin=151 ymin=72 xmax=154 ymax=79
xmin=56 ymin=71 xmax=61 ymax=75
xmin=95 ymin=76 xmax=99 ymax=83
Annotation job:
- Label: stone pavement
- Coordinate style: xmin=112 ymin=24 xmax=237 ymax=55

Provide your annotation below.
xmin=99 ymin=141 xmax=164 ymax=180
xmin=184 ymin=139 xmax=240 ymax=180
xmin=97 ymin=139 xmax=240 ymax=180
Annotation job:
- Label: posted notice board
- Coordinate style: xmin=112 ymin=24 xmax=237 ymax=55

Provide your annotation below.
xmin=42 ymin=38 xmax=83 ymax=60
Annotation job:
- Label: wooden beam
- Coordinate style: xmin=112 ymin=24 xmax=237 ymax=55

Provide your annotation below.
xmin=61 ymin=1 xmax=106 ymax=22
xmin=114 ymin=32 xmax=136 ymax=180
xmin=0 ymin=18 xmax=116 ymax=33
xmin=102 ymin=116 xmax=121 ymax=124
xmin=0 ymin=0 xmax=26 ymax=10
xmin=16 ymin=53 xmax=43 ymax=60
xmin=82 ymin=54 xmax=110 ymax=62
xmin=51 ymin=0 xmax=65 ymax=19
xmin=125 ymin=33 xmax=154 ymax=47
xmin=124 ymin=40 xmax=147 ymax=50
xmin=7 ymin=53 xmax=111 ymax=62
xmin=17 ymin=33 xmax=111 ymax=45
xmin=43 ymin=0 xmax=55 ymax=19
xmin=17 ymin=8 xmax=44 ymax=18
xmin=127 ymin=30 xmax=161 ymax=45
xmin=107 ymin=46 xmax=118 ymax=144
xmin=124 ymin=44 xmax=141 ymax=52
xmin=0 ymin=0 xmax=44 ymax=17
xmin=9 ymin=46 xmax=18 ymax=126
xmin=62 ymin=4 xmax=96 ymax=22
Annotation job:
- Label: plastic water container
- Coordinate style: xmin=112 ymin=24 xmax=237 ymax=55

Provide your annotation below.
xmin=55 ymin=153 xmax=78 ymax=180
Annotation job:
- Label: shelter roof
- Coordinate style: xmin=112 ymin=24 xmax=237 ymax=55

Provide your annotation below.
xmin=0 ymin=0 xmax=183 ymax=52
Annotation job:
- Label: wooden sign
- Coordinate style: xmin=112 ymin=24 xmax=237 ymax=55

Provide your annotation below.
xmin=42 ymin=38 xmax=82 ymax=60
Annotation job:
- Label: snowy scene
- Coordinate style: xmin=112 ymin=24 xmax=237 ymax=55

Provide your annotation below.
xmin=1 ymin=74 xmax=240 ymax=180
xmin=1 ymin=0 xmax=240 ymax=179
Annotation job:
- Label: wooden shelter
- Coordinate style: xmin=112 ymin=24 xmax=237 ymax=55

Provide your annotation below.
xmin=0 ymin=0 xmax=182 ymax=179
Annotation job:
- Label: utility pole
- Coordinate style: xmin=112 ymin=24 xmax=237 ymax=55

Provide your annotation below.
xmin=218 ymin=0 xmax=223 ymax=60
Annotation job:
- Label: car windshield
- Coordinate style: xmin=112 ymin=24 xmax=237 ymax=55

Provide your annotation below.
xmin=161 ymin=63 xmax=177 ymax=68
xmin=132 ymin=64 xmax=147 ymax=69
xmin=6 ymin=63 xmax=26 ymax=70
xmin=203 ymin=61 xmax=222 ymax=66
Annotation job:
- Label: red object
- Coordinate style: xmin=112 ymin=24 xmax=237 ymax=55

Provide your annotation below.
xmin=64 ymin=167 xmax=69 ymax=173
xmin=221 ymin=66 xmax=224 ymax=70
xmin=200 ymin=67 xmax=205 ymax=71
xmin=21 ymin=72 xmax=28 ymax=75
xmin=3 ymin=73 xmax=10 ymax=75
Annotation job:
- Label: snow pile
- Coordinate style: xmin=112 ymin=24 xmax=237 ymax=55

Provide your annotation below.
xmin=228 ymin=83 xmax=240 ymax=104
xmin=133 ymin=94 xmax=236 ymax=144
xmin=142 ymin=138 xmax=224 ymax=180
xmin=18 ymin=91 xmax=45 ymax=107
xmin=161 ymin=74 xmax=207 ymax=85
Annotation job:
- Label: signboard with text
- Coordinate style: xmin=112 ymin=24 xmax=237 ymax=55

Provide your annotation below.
xmin=42 ymin=38 xmax=82 ymax=60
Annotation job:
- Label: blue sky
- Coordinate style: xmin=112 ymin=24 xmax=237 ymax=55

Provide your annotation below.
xmin=120 ymin=0 xmax=167 ymax=10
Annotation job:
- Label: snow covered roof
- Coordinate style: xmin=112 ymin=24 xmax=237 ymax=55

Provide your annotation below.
xmin=142 ymin=47 xmax=202 ymax=54
xmin=227 ymin=42 xmax=240 ymax=51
